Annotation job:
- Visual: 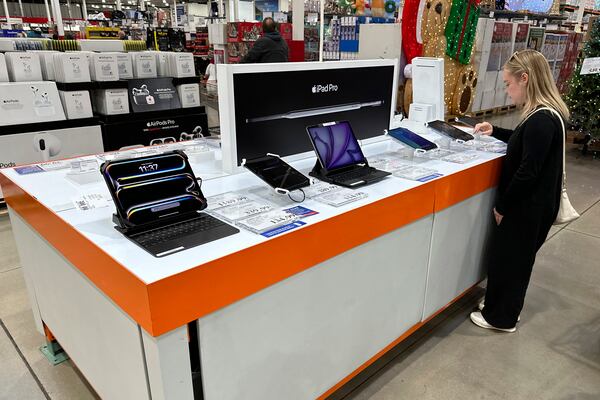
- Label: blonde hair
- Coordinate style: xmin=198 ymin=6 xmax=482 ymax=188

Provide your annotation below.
xmin=504 ymin=49 xmax=570 ymax=122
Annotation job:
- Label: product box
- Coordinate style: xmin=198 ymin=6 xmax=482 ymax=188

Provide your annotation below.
xmin=483 ymin=70 xmax=498 ymax=92
xmin=471 ymin=89 xmax=483 ymax=112
xmin=53 ymin=53 xmax=91 ymax=83
xmin=208 ymin=23 xmax=228 ymax=45
xmin=89 ymin=52 xmax=119 ymax=81
xmin=493 ymin=89 xmax=506 ymax=108
xmin=132 ymin=52 xmax=157 ymax=78
xmin=177 ymin=83 xmax=200 ymax=108
xmin=59 ymin=90 xmax=93 ymax=119
xmin=155 ymin=52 xmax=170 ymax=77
xmin=28 ymin=50 xmax=59 ymax=81
xmin=227 ymin=22 xmax=262 ymax=42
xmin=279 ymin=23 xmax=293 ymax=41
xmin=168 ymin=53 xmax=195 ymax=78
xmin=128 ymin=78 xmax=181 ymax=112
xmin=527 ymin=27 xmax=545 ymax=52
xmin=0 ymin=53 xmax=8 ymax=82
xmin=481 ymin=89 xmax=495 ymax=110
xmin=116 ymin=53 xmax=133 ymax=79
xmin=5 ymin=52 xmax=43 ymax=82
xmin=0 ymin=81 xmax=66 ymax=125
xmin=93 ymin=88 xmax=129 ymax=115
xmin=511 ymin=23 xmax=529 ymax=54
xmin=475 ymin=17 xmax=495 ymax=53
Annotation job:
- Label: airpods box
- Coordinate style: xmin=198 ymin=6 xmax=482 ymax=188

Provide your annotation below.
xmin=0 ymin=81 xmax=66 ymax=125
xmin=177 ymin=83 xmax=200 ymax=108
xmin=116 ymin=53 xmax=133 ymax=79
xmin=156 ymin=52 xmax=170 ymax=77
xmin=89 ymin=52 xmax=119 ymax=81
xmin=168 ymin=53 xmax=195 ymax=78
xmin=132 ymin=53 xmax=157 ymax=78
xmin=0 ymin=53 xmax=8 ymax=82
xmin=5 ymin=52 xmax=43 ymax=82
xmin=59 ymin=90 xmax=93 ymax=119
xmin=93 ymin=88 xmax=129 ymax=115
xmin=53 ymin=53 xmax=91 ymax=83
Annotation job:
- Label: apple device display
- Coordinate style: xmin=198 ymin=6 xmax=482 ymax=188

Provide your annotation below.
xmin=101 ymin=150 xmax=239 ymax=257
xmin=306 ymin=121 xmax=390 ymax=188
xmin=387 ymin=127 xmax=438 ymax=151
xmin=243 ymin=154 xmax=310 ymax=193
xmin=454 ymin=115 xmax=481 ymax=127
xmin=428 ymin=120 xmax=475 ymax=141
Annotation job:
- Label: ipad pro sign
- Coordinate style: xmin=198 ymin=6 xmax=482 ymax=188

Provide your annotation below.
xmin=232 ymin=65 xmax=394 ymax=165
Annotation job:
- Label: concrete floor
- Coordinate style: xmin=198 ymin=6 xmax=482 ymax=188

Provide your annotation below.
xmin=1 ymin=112 xmax=599 ymax=399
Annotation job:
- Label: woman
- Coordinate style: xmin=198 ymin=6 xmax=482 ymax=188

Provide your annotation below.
xmin=470 ymin=49 xmax=570 ymax=332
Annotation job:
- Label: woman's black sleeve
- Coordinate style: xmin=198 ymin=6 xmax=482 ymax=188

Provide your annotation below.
xmin=491 ymin=126 xmax=514 ymax=143
xmin=495 ymin=113 xmax=558 ymax=216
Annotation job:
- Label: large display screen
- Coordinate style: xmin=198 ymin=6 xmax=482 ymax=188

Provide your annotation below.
xmin=232 ymin=65 xmax=395 ymax=165
xmin=307 ymin=121 xmax=366 ymax=170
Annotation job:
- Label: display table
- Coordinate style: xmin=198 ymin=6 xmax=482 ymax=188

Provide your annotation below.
xmin=0 ymin=138 xmax=502 ymax=400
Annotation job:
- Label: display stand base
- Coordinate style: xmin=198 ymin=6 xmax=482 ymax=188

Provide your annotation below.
xmin=39 ymin=342 xmax=70 ymax=366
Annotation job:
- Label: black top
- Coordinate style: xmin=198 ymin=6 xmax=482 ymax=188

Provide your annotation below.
xmin=240 ymin=31 xmax=289 ymax=63
xmin=492 ymin=109 xmax=563 ymax=218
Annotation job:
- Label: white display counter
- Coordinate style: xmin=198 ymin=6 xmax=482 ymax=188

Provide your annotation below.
xmin=0 ymin=136 xmax=503 ymax=400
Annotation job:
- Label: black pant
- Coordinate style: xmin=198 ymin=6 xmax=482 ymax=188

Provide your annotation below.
xmin=481 ymin=206 xmax=554 ymax=329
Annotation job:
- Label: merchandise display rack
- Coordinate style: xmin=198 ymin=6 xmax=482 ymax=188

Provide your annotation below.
xmin=96 ymin=105 xmax=206 ymax=124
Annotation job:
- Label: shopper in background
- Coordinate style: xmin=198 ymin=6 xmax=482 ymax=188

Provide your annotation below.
xmin=470 ymin=49 xmax=570 ymax=333
xmin=240 ymin=17 xmax=289 ymax=63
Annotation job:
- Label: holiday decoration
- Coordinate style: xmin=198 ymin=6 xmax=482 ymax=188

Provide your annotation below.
xmin=401 ymin=0 xmax=424 ymax=65
xmin=565 ymin=19 xmax=600 ymax=139
xmin=445 ymin=0 xmax=481 ymax=65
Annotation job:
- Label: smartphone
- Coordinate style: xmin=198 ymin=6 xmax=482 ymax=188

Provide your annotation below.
xmin=244 ymin=155 xmax=310 ymax=192
xmin=387 ymin=127 xmax=438 ymax=151
xmin=427 ymin=120 xmax=475 ymax=141
xmin=454 ymin=115 xmax=480 ymax=127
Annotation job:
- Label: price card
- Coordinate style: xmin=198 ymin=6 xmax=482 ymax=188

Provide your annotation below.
xmin=206 ymin=192 xmax=251 ymax=210
xmin=236 ymin=210 xmax=299 ymax=233
xmin=209 ymin=200 xmax=274 ymax=222
xmin=313 ymin=189 xmax=368 ymax=207
xmin=72 ymin=193 xmax=111 ymax=211
xmin=303 ymin=182 xmax=343 ymax=198
xmin=580 ymin=57 xmax=600 ymax=75
xmin=70 ymin=159 xmax=99 ymax=174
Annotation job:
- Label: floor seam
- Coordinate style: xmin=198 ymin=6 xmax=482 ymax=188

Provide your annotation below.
xmin=0 ymin=318 xmax=52 ymax=400
xmin=0 ymin=265 xmax=21 ymax=274
xmin=562 ymin=228 xmax=600 ymax=240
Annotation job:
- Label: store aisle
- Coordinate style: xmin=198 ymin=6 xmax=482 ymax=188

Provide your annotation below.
xmin=0 ymin=114 xmax=598 ymax=400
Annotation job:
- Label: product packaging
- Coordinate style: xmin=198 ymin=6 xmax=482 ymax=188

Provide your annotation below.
xmin=156 ymin=52 xmax=170 ymax=77
xmin=89 ymin=52 xmax=119 ymax=81
xmin=116 ymin=53 xmax=133 ymax=79
xmin=177 ymin=83 xmax=200 ymax=108
xmin=0 ymin=53 xmax=8 ymax=82
xmin=132 ymin=52 xmax=157 ymax=78
xmin=93 ymin=88 xmax=129 ymax=115
xmin=59 ymin=90 xmax=94 ymax=119
xmin=0 ymin=81 xmax=66 ymax=125
xmin=53 ymin=53 xmax=91 ymax=83
xmin=168 ymin=52 xmax=195 ymax=78
xmin=5 ymin=52 xmax=43 ymax=82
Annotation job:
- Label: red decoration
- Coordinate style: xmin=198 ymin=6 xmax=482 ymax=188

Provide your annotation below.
xmin=402 ymin=0 xmax=424 ymax=65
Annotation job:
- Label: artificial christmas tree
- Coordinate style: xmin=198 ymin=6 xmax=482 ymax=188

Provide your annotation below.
xmin=565 ymin=18 xmax=600 ymax=143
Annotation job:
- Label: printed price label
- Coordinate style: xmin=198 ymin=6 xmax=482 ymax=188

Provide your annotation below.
xmin=72 ymin=193 xmax=111 ymax=211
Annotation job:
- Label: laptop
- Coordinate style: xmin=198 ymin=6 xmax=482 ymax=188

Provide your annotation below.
xmin=306 ymin=121 xmax=391 ymax=188
xmin=101 ymin=150 xmax=239 ymax=257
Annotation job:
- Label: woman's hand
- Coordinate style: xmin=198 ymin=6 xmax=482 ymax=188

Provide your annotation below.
xmin=474 ymin=122 xmax=494 ymax=136
xmin=493 ymin=208 xmax=504 ymax=226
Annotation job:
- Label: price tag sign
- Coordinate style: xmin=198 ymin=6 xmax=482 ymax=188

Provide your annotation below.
xmin=580 ymin=57 xmax=600 ymax=75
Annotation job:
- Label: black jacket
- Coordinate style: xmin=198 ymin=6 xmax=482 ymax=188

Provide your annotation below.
xmin=240 ymin=31 xmax=289 ymax=63
xmin=492 ymin=109 xmax=563 ymax=219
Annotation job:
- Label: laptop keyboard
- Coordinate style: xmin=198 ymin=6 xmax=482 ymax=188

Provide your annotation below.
xmin=133 ymin=214 xmax=226 ymax=247
xmin=333 ymin=167 xmax=374 ymax=182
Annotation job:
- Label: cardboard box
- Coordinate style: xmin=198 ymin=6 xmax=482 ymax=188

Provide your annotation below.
xmin=494 ymin=89 xmax=506 ymax=108
xmin=5 ymin=52 xmax=43 ymax=82
xmin=168 ymin=52 xmax=195 ymax=78
xmin=177 ymin=83 xmax=200 ymax=108
xmin=0 ymin=53 xmax=8 ymax=82
xmin=89 ymin=52 xmax=119 ymax=82
xmin=511 ymin=23 xmax=529 ymax=54
xmin=29 ymin=50 xmax=59 ymax=81
xmin=155 ymin=52 xmax=170 ymax=77
xmin=496 ymin=69 xmax=505 ymax=90
xmin=471 ymin=89 xmax=484 ymax=112
xmin=53 ymin=53 xmax=91 ymax=83
xmin=484 ymin=70 xmax=498 ymax=92
xmin=132 ymin=53 xmax=157 ymax=79
xmin=0 ymin=81 xmax=66 ymax=125
xmin=93 ymin=88 xmax=129 ymax=115
xmin=116 ymin=53 xmax=133 ymax=79
xmin=59 ymin=90 xmax=93 ymax=119
xmin=208 ymin=23 xmax=227 ymax=45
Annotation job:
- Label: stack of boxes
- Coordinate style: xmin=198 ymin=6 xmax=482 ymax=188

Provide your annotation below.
xmin=541 ymin=33 xmax=569 ymax=83
xmin=472 ymin=17 xmax=494 ymax=112
xmin=323 ymin=17 xmax=396 ymax=61
xmin=208 ymin=23 xmax=228 ymax=64
xmin=478 ymin=20 xmax=513 ymax=110
xmin=195 ymin=26 xmax=209 ymax=58
xmin=226 ymin=22 xmax=261 ymax=63
xmin=557 ymin=32 xmax=584 ymax=93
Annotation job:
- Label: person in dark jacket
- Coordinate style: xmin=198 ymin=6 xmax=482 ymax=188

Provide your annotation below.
xmin=470 ymin=49 xmax=571 ymax=332
xmin=240 ymin=17 xmax=289 ymax=63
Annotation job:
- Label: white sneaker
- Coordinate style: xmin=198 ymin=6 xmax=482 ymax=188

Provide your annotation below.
xmin=470 ymin=311 xmax=516 ymax=333
xmin=478 ymin=301 xmax=521 ymax=322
